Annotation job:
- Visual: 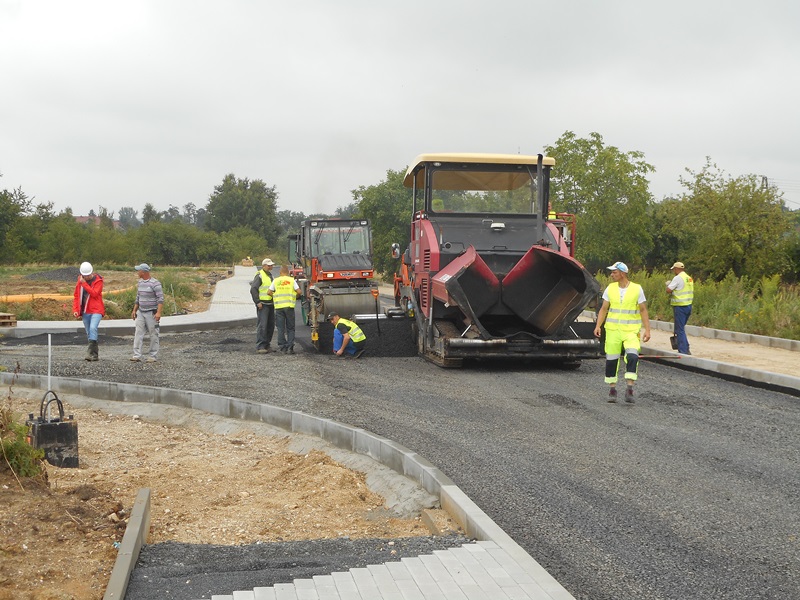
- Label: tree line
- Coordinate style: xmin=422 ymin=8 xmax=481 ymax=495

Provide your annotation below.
xmin=2 ymin=131 xmax=799 ymax=285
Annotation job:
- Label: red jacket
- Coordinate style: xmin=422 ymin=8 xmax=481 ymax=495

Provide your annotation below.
xmin=73 ymin=274 xmax=105 ymax=316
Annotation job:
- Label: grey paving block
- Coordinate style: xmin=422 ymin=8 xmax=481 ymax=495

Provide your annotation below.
xmin=274 ymin=582 xmax=299 ymax=599
xmin=253 ymin=588 xmax=277 ymax=600
xmin=433 ymin=550 xmax=477 ymax=585
xmin=350 ymin=567 xmax=379 ymax=597
xmin=385 ymin=560 xmax=413 ymax=580
xmin=366 ymin=564 xmax=401 ymax=593
xmin=190 ymin=391 xmax=230 ymax=415
xmin=260 ymin=403 xmax=294 ymax=431
xmin=233 ymin=591 xmax=255 ymax=600
xmin=419 ymin=553 xmax=455 ymax=584
xmin=296 ymin=586 xmax=320 ymax=600
xmin=292 ymin=411 xmax=325 ymax=438
xmin=400 ymin=556 xmax=436 ymax=587
xmin=331 ymin=571 xmax=358 ymax=594
xmin=434 ymin=580 xmax=469 ymax=599
xmin=395 ymin=577 xmax=425 ymax=599
xmin=321 ymin=419 xmax=356 ymax=450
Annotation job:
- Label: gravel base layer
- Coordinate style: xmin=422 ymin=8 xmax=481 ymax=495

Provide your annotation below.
xmin=3 ymin=321 xmax=800 ymax=600
xmin=126 ymin=535 xmax=471 ymax=600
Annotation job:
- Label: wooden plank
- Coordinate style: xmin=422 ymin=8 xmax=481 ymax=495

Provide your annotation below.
xmin=0 ymin=313 xmax=17 ymax=327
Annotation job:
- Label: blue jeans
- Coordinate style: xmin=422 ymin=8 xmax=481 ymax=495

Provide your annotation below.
xmin=333 ymin=329 xmax=356 ymax=355
xmin=82 ymin=313 xmax=103 ymax=341
xmin=673 ymin=304 xmax=692 ymax=354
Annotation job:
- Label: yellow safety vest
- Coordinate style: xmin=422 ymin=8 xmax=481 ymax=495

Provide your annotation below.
xmin=605 ymin=282 xmax=643 ymax=332
xmin=272 ymin=275 xmax=297 ymax=309
xmin=258 ymin=270 xmax=273 ymax=302
xmin=670 ymin=272 xmax=694 ymax=307
xmin=337 ymin=317 xmax=366 ymax=342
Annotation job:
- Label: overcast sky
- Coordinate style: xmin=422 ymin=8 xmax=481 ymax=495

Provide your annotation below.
xmin=3 ymin=0 xmax=800 ymax=219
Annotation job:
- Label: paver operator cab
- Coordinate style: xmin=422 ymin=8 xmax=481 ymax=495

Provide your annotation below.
xmin=393 ymin=153 xmax=602 ymax=368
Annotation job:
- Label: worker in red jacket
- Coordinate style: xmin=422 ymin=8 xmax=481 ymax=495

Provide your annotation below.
xmin=72 ymin=261 xmax=105 ymax=361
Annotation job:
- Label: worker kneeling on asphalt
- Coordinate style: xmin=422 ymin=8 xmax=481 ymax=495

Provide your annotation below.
xmin=328 ymin=312 xmax=366 ymax=358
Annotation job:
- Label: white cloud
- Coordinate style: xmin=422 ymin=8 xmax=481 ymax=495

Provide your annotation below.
xmin=2 ymin=0 xmax=800 ymax=217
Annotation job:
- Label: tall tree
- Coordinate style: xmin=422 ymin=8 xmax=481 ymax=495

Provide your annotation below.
xmin=118 ymin=206 xmax=141 ymax=230
xmin=0 ymin=186 xmax=30 ymax=260
xmin=205 ymin=174 xmax=280 ymax=245
xmin=277 ymin=209 xmax=306 ymax=235
xmin=545 ymin=131 xmax=655 ymax=272
xmin=665 ymin=159 xmax=792 ymax=280
xmin=142 ymin=203 xmax=161 ymax=224
xmin=351 ymin=169 xmax=412 ymax=277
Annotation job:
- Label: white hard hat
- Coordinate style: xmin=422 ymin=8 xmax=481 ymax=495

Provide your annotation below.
xmin=80 ymin=262 xmax=93 ymax=276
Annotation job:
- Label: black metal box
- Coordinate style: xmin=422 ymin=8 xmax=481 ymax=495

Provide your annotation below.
xmin=26 ymin=391 xmax=79 ymax=469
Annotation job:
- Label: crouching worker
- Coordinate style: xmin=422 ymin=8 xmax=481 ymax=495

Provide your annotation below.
xmin=327 ymin=312 xmax=366 ymax=358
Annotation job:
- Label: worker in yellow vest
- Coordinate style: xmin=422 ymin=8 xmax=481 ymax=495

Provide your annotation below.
xmin=593 ymin=261 xmax=651 ymax=404
xmin=327 ymin=312 xmax=367 ymax=358
xmin=666 ymin=261 xmax=694 ymax=355
xmin=267 ymin=264 xmax=302 ymax=354
xmin=249 ymin=258 xmax=275 ymax=353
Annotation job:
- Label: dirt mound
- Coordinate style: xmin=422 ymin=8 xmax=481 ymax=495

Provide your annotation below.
xmin=1 ymin=391 xmax=456 ymax=599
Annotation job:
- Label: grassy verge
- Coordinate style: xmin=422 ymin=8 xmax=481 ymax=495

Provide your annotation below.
xmin=0 ymin=265 xmax=230 ymax=321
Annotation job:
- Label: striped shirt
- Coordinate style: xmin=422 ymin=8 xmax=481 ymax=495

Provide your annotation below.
xmin=136 ymin=277 xmax=164 ymax=311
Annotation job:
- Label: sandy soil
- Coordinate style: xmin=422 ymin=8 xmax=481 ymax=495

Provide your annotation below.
xmin=0 ymin=392 xmax=456 ymax=600
xmin=645 ymin=328 xmax=799 ymax=377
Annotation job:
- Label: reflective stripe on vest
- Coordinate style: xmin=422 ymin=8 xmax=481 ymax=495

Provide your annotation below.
xmin=337 ymin=317 xmax=366 ymax=343
xmin=605 ymin=282 xmax=643 ymax=332
xmin=258 ymin=270 xmax=273 ymax=302
xmin=670 ymin=271 xmax=694 ymax=307
xmin=272 ymin=276 xmax=297 ymax=309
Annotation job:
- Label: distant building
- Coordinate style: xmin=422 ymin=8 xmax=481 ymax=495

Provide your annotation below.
xmin=74 ymin=216 xmax=122 ymax=229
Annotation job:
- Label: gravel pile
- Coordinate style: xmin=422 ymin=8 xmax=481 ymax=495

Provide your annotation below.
xmin=23 ymin=267 xmax=81 ymax=281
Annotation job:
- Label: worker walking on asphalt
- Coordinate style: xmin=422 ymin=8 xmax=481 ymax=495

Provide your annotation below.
xmin=666 ymin=261 xmax=694 ymax=355
xmin=72 ymin=261 xmax=105 ymax=361
xmin=250 ymin=258 xmax=275 ymax=353
xmin=327 ymin=312 xmax=366 ymax=358
xmin=593 ymin=261 xmax=651 ymax=404
xmin=131 ymin=263 xmax=164 ymax=363
xmin=267 ymin=264 xmax=302 ymax=354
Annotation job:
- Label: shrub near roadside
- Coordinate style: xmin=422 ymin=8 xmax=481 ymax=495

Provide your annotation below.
xmin=1 ymin=400 xmax=44 ymax=479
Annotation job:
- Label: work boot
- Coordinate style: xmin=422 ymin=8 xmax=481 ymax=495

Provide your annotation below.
xmin=625 ymin=386 xmax=635 ymax=403
xmin=89 ymin=340 xmax=99 ymax=361
xmin=607 ymin=387 xmax=617 ymax=403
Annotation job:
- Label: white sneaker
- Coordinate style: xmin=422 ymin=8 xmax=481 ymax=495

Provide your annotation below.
xmin=145 ymin=357 xmax=157 ymax=363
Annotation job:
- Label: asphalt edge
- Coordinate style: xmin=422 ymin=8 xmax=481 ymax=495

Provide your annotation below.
xmin=1 ymin=372 xmax=576 ymax=600
xmin=642 ymin=321 xmax=800 ymax=397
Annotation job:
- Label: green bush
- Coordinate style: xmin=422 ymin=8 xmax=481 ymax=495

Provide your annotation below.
xmin=1 ymin=403 xmax=45 ymax=478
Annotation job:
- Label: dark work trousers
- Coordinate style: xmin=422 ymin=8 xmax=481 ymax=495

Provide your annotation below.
xmin=673 ymin=304 xmax=692 ymax=354
xmin=256 ymin=302 xmax=275 ymax=350
xmin=275 ymin=307 xmax=296 ymax=350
